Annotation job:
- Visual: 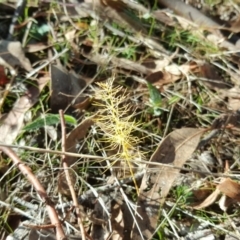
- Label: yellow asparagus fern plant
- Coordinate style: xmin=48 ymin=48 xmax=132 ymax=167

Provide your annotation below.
xmin=93 ymin=78 xmax=143 ymax=194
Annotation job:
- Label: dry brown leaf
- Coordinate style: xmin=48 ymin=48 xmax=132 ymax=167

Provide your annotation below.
xmin=111 ymin=202 xmax=124 ymax=240
xmin=100 ymin=0 xmax=127 ymax=10
xmin=0 ymin=40 xmax=32 ymax=71
xmin=65 ymin=118 xmax=94 ymax=166
xmin=0 ymin=65 xmax=9 ymax=86
xmin=73 ymin=97 xmax=91 ymax=111
xmin=146 ymin=71 xmax=164 ymax=84
xmin=193 ymin=178 xmax=240 ymax=210
xmin=146 ymin=63 xmax=192 ymax=86
xmin=148 ymin=127 xmax=204 ymax=197
xmin=218 ymin=178 xmax=240 ymax=201
xmin=132 ymin=128 xmax=204 ymax=239
xmin=58 ymin=168 xmax=77 ymax=197
xmin=211 ymin=111 xmax=240 ymax=129
xmin=193 ymin=187 xmax=214 ymax=202
xmin=226 ymin=87 xmax=240 ymax=111
xmin=229 ymin=16 xmax=240 ymax=33
xmin=143 ymin=59 xmax=170 ymax=71
xmin=193 ymin=188 xmax=220 ymax=210
xmin=199 ymin=63 xmax=228 ymax=90
xmin=218 ymin=195 xmax=237 ymax=212
xmin=0 ymin=76 xmax=49 ymax=145
xmin=50 ymin=64 xmax=86 ymax=112
xmin=152 ymin=10 xmax=177 ymax=26
xmin=25 ymin=43 xmax=51 ymax=53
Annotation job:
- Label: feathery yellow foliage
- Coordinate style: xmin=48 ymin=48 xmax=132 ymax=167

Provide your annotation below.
xmin=94 ymin=78 xmax=143 ymax=193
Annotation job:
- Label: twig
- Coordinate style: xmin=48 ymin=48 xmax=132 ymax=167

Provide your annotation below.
xmin=26 ymin=48 xmax=69 ymax=79
xmin=0 ymin=143 xmax=103 ymax=159
xmin=0 ymin=146 xmax=67 ymax=240
xmin=0 ymin=200 xmax=36 ymax=221
xmin=59 ymin=110 xmax=86 ymax=240
xmin=197 ymin=129 xmax=219 ymax=149
xmin=23 ymin=223 xmax=56 ymax=229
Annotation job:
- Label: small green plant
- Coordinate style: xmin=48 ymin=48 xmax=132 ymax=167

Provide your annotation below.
xmin=173 ymin=185 xmax=193 ymax=205
xmin=147 ymin=82 xmax=167 ymax=116
xmin=164 ymin=28 xmax=219 ymax=56
xmin=204 ymin=0 xmax=221 ymax=6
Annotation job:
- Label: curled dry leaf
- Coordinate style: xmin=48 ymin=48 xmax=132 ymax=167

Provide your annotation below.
xmin=0 ymin=40 xmax=32 ymax=72
xmin=193 ymin=188 xmax=220 ymax=210
xmin=132 ymin=128 xmax=204 ymax=239
xmin=218 ymin=178 xmax=240 ymax=201
xmin=0 ymin=76 xmax=49 ymax=145
xmin=193 ymin=178 xmax=240 ymax=210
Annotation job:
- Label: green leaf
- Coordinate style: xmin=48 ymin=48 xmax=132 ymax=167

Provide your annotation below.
xmin=37 ymin=24 xmax=50 ymax=36
xmin=23 ymin=114 xmax=77 ymax=131
xmin=63 ymin=115 xmax=77 ymax=125
xmin=147 ymin=83 xmax=167 ymax=116
xmin=147 ymin=83 xmax=162 ymax=107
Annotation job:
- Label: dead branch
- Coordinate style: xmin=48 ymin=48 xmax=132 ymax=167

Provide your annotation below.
xmin=59 ymin=110 xmax=87 ymax=240
xmin=0 ymin=146 xmax=67 ymax=240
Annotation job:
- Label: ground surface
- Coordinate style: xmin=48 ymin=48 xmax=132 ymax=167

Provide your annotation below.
xmin=1 ymin=0 xmax=240 ymax=239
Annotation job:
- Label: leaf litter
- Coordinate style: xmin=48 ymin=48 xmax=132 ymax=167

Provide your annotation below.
xmin=132 ymin=128 xmax=204 ymax=239
xmin=1 ymin=0 xmax=240 ymax=240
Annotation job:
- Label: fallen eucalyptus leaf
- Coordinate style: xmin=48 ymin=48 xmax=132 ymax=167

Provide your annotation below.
xmin=50 ymin=64 xmax=86 ymax=112
xmin=0 ymin=40 xmax=32 ymax=72
xmin=132 ymin=127 xmax=204 ymax=239
xmin=0 ymin=76 xmax=49 ymax=145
